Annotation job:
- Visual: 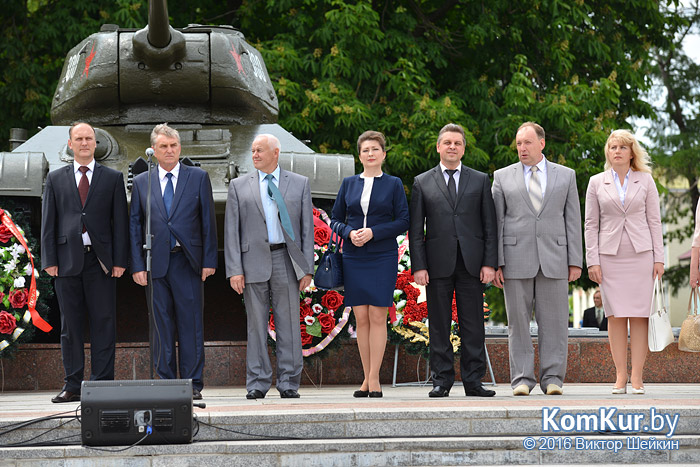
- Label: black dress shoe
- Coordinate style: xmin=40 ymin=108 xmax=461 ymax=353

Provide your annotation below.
xmin=279 ymin=389 xmax=300 ymax=399
xmin=51 ymin=390 xmax=80 ymax=403
xmin=428 ymin=386 xmax=450 ymax=398
xmin=353 ymin=389 xmax=369 ymax=398
xmin=368 ymin=391 xmax=383 ymax=398
xmin=193 ymin=389 xmax=203 ymax=400
xmin=246 ymin=389 xmax=265 ymax=400
xmin=464 ymin=385 xmax=496 ymax=397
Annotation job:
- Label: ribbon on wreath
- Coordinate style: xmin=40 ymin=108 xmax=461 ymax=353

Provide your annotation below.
xmin=388 ymin=236 xmax=410 ymax=324
xmin=0 ymin=208 xmax=52 ymax=332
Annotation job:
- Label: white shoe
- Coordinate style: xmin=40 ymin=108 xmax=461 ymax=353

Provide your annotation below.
xmin=630 ymin=386 xmax=645 ymax=395
xmin=513 ymin=384 xmax=530 ymax=396
xmin=612 ymin=386 xmax=627 ymax=394
xmin=546 ymin=384 xmax=563 ymax=395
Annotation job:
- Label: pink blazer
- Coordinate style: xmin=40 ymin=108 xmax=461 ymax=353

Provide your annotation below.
xmin=584 ymin=170 xmax=664 ymax=267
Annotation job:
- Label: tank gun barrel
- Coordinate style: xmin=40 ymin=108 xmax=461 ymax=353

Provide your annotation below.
xmin=147 ymin=0 xmax=170 ymax=48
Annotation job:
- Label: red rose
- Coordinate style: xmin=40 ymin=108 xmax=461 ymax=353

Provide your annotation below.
xmin=318 ymin=312 xmax=336 ymax=334
xmin=313 ymin=207 xmax=320 ymax=218
xmin=299 ymin=302 xmax=313 ymax=320
xmin=300 ymin=328 xmax=313 ymax=346
xmin=9 ymin=289 xmax=28 ymax=309
xmin=0 ymin=310 xmax=17 ymax=335
xmin=268 ymin=314 xmax=275 ymax=331
xmin=321 ymin=290 xmax=344 ymax=312
xmin=314 ymin=224 xmax=331 ymax=246
xmin=405 ymin=285 xmax=421 ymax=300
xmin=0 ymin=225 xmax=13 ymax=243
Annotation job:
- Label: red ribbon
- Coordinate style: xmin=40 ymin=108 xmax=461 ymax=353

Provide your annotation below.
xmin=389 ymin=237 xmax=411 ymax=324
xmin=0 ymin=209 xmax=52 ymax=332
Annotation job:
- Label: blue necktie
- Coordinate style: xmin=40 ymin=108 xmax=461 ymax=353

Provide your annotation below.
xmin=163 ymin=173 xmax=176 ymax=249
xmin=265 ymin=173 xmax=295 ymax=242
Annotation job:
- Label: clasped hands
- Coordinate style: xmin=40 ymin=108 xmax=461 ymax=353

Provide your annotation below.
xmin=349 ymin=228 xmax=373 ymax=247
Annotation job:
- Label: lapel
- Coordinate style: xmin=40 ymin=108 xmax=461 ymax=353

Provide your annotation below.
xmin=540 ymin=160 xmax=558 ymax=212
xmin=278 ymin=168 xmax=290 ymax=198
xmin=63 ymin=165 xmax=83 ymax=209
xmin=622 ymin=170 xmax=643 ymax=211
xmin=83 ymin=163 xmax=102 ymax=209
xmin=248 ymin=171 xmax=265 ymax=218
xmin=149 ymin=169 xmax=168 ymax=220
xmin=512 ymin=163 xmax=537 ymax=213
xmin=602 ymin=170 xmax=625 ymax=213
xmin=168 ymin=163 xmax=190 ymax=218
xmin=455 ymin=163 xmax=470 ymax=207
xmin=431 ymin=165 xmax=453 ymax=207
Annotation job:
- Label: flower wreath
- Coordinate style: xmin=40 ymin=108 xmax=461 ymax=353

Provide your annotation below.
xmin=267 ymin=207 xmax=352 ymax=358
xmin=388 ymin=235 xmax=491 ymax=360
xmin=0 ymin=207 xmax=52 ymax=358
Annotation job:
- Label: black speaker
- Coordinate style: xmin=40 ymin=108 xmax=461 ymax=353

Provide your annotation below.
xmin=81 ymin=379 xmax=193 ymax=446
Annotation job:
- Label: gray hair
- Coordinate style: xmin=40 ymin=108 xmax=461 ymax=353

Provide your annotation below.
xmin=437 ymin=123 xmax=466 ymax=145
xmin=255 ymin=134 xmax=281 ymax=151
xmin=150 ymin=123 xmax=180 ymax=146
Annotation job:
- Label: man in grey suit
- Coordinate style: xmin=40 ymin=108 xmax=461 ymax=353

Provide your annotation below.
xmin=492 ymin=122 xmax=582 ymax=396
xmin=410 ymin=123 xmax=498 ymax=398
xmin=224 ymin=134 xmax=314 ymax=399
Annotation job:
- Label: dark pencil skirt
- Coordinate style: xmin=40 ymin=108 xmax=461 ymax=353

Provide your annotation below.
xmin=342 ymin=251 xmax=398 ymax=307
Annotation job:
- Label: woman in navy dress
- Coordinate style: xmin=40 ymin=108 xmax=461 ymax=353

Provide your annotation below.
xmin=331 ymin=131 xmax=409 ymax=397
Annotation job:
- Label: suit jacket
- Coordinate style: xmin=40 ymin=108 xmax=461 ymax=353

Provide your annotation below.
xmin=584 ymin=170 xmax=664 ymax=266
xmin=492 ymin=159 xmax=582 ymax=280
xmin=582 ymin=306 xmax=608 ymax=331
xmin=224 ymin=168 xmax=314 ymax=282
xmin=409 ymin=164 xmax=497 ymax=279
xmin=41 ymin=163 xmax=129 ymax=276
xmin=331 ymin=174 xmax=409 ymax=255
xmin=130 ymin=164 xmax=218 ymax=278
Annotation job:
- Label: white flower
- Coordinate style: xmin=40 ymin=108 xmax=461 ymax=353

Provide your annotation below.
xmin=14 ymin=276 xmax=26 ymax=288
xmin=314 ymin=251 xmax=319 ymax=262
xmin=312 ymin=304 xmax=323 ymax=314
xmin=24 ymin=263 xmax=33 ymax=276
xmin=304 ymin=297 xmax=312 ymax=304
xmin=304 ymin=315 xmax=316 ymax=326
xmin=4 ymin=260 xmax=17 ymax=274
xmin=395 ymin=300 xmax=406 ymax=311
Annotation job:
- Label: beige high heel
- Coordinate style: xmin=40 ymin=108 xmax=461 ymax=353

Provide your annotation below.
xmin=611 ymin=386 xmax=627 ymax=394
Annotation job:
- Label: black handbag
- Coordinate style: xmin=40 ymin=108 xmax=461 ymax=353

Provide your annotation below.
xmin=314 ymin=224 xmax=344 ymax=291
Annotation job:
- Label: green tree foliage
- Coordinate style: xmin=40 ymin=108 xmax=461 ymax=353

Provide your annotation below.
xmin=647 ymin=1 xmax=700 ymax=293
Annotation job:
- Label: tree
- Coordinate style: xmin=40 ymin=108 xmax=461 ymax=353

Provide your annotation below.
xmin=647 ymin=0 xmax=700 ymax=293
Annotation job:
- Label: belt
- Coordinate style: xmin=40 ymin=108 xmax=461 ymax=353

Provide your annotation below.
xmin=83 ymin=245 xmax=93 ymax=253
xmin=171 ymin=246 xmax=183 ymax=253
xmin=269 ymin=243 xmax=286 ymax=251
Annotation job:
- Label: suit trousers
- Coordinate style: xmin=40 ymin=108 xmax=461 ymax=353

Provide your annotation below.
xmin=54 ymin=249 xmax=116 ymax=393
xmin=503 ymin=269 xmax=568 ymax=391
xmin=426 ymin=254 xmax=486 ymax=389
xmin=150 ymin=251 xmax=205 ymax=390
xmin=244 ymin=248 xmax=303 ymax=393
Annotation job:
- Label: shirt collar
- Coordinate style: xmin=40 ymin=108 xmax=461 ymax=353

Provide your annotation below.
xmin=159 ymin=162 xmax=180 ymax=180
xmin=522 ymin=156 xmax=546 ymax=173
xmin=440 ymin=162 xmax=461 ymax=174
xmin=612 ymin=168 xmax=631 ymax=183
xmin=73 ymin=159 xmax=95 ymax=173
xmin=258 ymin=165 xmax=281 ymax=183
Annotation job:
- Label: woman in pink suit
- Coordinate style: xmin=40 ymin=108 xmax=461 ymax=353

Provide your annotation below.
xmin=585 ymin=130 xmax=664 ymax=395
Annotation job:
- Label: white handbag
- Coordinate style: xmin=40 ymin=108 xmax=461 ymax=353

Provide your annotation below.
xmin=648 ymin=277 xmax=674 ymax=352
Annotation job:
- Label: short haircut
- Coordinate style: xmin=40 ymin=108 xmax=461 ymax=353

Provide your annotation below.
xmin=517 ymin=121 xmax=546 ymax=140
xmin=437 ymin=123 xmax=466 ymax=145
xmin=604 ymin=129 xmax=652 ymax=174
xmin=357 ymin=130 xmax=386 ymax=153
xmin=255 ymin=134 xmax=281 ymax=151
xmin=68 ymin=121 xmax=95 ymax=139
xmin=150 ymin=123 xmax=180 ymax=146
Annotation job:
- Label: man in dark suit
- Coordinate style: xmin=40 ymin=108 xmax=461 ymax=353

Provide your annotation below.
xmin=130 ymin=124 xmax=217 ymax=400
xmin=409 ymin=123 xmax=498 ymax=398
xmin=41 ymin=122 xmax=129 ymax=403
xmin=582 ymin=289 xmax=607 ymax=331
xmin=224 ymin=134 xmax=314 ymax=400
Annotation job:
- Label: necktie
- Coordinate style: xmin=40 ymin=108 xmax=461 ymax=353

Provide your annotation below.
xmin=266 ymin=173 xmax=295 ymax=241
xmin=446 ymin=169 xmax=457 ymax=204
xmin=596 ymin=308 xmax=604 ymax=326
xmin=163 ymin=173 xmax=176 ymax=249
xmin=529 ymin=166 xmax=543 ymax=211
xmin=78 ymin=166 xmax=89 ymax=233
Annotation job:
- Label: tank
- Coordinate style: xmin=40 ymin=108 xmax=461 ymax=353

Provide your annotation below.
xmin=0 ymin=0 xmax=354 ymax=343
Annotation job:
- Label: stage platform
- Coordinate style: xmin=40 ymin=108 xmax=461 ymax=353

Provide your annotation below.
xmin=1 ymin=384 xmax=699 ymax=465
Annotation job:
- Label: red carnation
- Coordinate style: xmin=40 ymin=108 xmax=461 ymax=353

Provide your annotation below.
xmin=299 ymin=302 xmax=313 ymax=320
xmin=318 ymin=312 xmax=336 ymax=333
xmin=314 ymin=225 xmax=331 ymax=246
xmin=9 ymin=289 xmax=28 ymax=309
xmin=0 ymin=225 xmax=13 ymax=243
xmin=313 ymin=207 xmax=320 ymax=218
xmin=0 ymin=311 xmax=17 ymax=335
xmin=321 ymin=290 xmax=344 ymax=312
xmin=268 ymin=314 xmax=275 ymax=332
xmin=300 ymin=328 xmax=313 ymax=346
xmin=405 ymin=285 xmax=421 ymax=300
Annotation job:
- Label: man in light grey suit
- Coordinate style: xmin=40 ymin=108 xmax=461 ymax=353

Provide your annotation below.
xmin=224 ymin=134 xmax=314 ymax=400
xmin=492 ymin=122 xmax=582 ymax=396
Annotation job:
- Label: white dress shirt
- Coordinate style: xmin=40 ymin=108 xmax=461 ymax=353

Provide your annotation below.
xmin=74 ymin=159 xmax=95 ymax=246
xmin=159 ymin=163 xmax=180 ymax=246
xmin=523 ymin=156 xmax=548 ymax=196
xmin=612 ymin=168 xmax=631 ymax=206
xmin=259 ymin=165 xmax=285 ymax=245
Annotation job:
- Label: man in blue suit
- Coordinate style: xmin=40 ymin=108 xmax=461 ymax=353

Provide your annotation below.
xmin=130 ymin=124 xmax=217 ymax=400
